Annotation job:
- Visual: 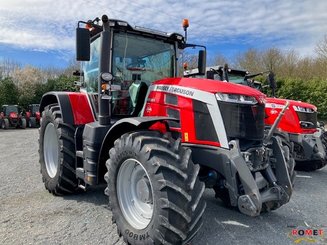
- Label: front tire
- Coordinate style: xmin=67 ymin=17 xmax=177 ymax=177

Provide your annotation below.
xmin=105 ymin=131 xmax=206 ymax=245
xmin=39 ymin=104 xmax=78 ymax=195
xmin=20 ymin=118 xmax=26 ymax=129
xmin=3 ymin=119 xmax=9 ymax=129
xmin=29 ymin=117 xmax=37 ymax=128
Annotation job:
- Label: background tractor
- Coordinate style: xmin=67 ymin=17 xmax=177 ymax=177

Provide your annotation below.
xmin=202 ymin=65 xmax=327 ymax=172
xmin=0 ymin=105 xmax=26 ymax=129
xmin=38 ymin=15 xmax=294 ymax=245
xmin=25 ymin=104 xmax=40 ymax=128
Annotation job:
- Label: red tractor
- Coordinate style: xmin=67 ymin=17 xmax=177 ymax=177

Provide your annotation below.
xmin=0 ymin=105 xmax=26 ymax=129
xmin=265 ymin=98 xmax=326 ymax=171
xmin=38 ymin=15 xmax=294 ymax=244
xmin=25 ymin=104 xmax=41 ymax=128
xmin=202 ymin=65 xmax=327 ymax=172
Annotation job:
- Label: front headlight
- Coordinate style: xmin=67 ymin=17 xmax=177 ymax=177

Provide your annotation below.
xmin=293 ymin=105 xmax=315 ymax=113
xmin=215 ymin=93 xmax=258 ymax=105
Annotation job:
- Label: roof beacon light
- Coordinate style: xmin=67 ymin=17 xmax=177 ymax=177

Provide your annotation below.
xmin=182 ymin=19 xmax=189 ymax=42
xmin=182 ymin=19 xmax=189 ymax=30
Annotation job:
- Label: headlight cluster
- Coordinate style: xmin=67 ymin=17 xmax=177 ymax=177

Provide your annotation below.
xmin=293 ymin=105 xmax=315 ymax=113
xmin=215 ymin=93 xmax=258 ymax=105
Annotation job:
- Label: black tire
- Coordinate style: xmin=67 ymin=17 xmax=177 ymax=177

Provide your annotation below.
xmin=1 ymin=119 xmax=5 ymax=129
xmin=295 ymin=131 xmax=327 ymax=171
xmin=20 ymin=118 xmax=27 ymax=129
xmin=3 ymin=119 xmax=9 ymax=129
xmin=29 ymin=117 xmax=37 ymax=128
xmin=39 ymin=103 xmax=78 ymax=195
xmin=275 ymin=132 xmax=296 ymax=185
xmin=105 ymin=131 xmax=206 ymax=245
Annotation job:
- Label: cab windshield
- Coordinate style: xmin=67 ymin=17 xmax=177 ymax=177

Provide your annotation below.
xmin=112 ymin=32 xmax=175 ymax=86
xmin=82 ymin=32 xmax=175 ymax=93
xmin=228 ymin=75 xmax=246 ymax=85
xmin=5 ymin=106 xmax=18 ymax=114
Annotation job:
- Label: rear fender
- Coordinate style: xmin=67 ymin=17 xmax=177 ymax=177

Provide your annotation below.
xmin=40 ymin=92 xmax=95 ymax=125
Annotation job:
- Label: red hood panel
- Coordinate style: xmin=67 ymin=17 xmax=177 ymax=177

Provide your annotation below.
xmin=266 ymin=97 xmax=317 ymax=110
xmin=265 ymin=97 xmax=317 ymax=134
xmin=154 ymin=78 xmax=265 ymax=97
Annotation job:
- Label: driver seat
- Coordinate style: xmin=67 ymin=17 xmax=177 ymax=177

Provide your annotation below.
xmin=129 ymin=81 xmax=148 ymax=116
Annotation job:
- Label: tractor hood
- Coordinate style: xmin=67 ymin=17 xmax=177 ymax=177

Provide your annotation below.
xmin=9 ymin=112 xmax=18 ymax=119
xmin=266 ymin=97 xmax=317 ymax=111
xmin=265 ymin=97 xmax=318 ymax=134
xmin=153 ymin=77 xmax=266 ymax=102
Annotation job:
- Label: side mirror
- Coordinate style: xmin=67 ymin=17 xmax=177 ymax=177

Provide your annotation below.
xmin=267 ymin=71 xmax=276 ymax=97
xmin=198 ymin=50 xmax=206 ymax=75
xmin=206 ymin=70 xmax=215 ymax=80
xmin=268 ymin=72 xmax=276 ymax=88
xmin=76 ymin=27 xmax=90 ymax=61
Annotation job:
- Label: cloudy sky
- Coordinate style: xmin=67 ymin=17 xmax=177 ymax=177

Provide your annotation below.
xmin=0 ymin=0 xmax=326 ymax=68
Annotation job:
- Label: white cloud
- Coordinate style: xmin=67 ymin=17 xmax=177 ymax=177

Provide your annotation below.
xmin=0 ymin=0 xmax=326 ymax=57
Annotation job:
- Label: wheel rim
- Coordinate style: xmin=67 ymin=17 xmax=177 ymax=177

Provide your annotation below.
xmin=117 ymin=158 xmax=154 ymax=229
xmin=43 ymin=122 xmax=59 ymax=178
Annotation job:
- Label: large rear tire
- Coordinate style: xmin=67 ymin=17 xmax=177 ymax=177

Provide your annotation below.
xmin=105 ymin=131 xmax=206 ymax=245
xmin=39 ymin=104 xmax=78 ymax=195
xmin=2 ymin=119 xmax=9 ymax=129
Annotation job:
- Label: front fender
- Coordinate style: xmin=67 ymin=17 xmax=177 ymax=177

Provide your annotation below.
xmin=100 ymin=116 xmax=178 ymax=157
xmin=97 ymin=116 xmax=178 ymax=181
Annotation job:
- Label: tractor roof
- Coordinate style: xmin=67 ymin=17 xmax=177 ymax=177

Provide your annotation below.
xmin=85 ymin=18 xmax=185 ymax=44
xmin=184 ymin=66 xmax=249 ymax=77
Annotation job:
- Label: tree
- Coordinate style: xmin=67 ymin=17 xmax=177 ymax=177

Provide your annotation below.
xmin=0 ymin=78 xmax=19 ymax=106
xmin=235 ymin=48 xmax=263 ymax=73
xmin=315 ymin=35 xmax=327 ymax=60
xmin=213 ymin=53 xmax=229 ymax=67
xmin=261 ymin=48 xmax=283 ymax=73
xmin=48 ymin=75 xmax=77 ymax=92
xmin=0 ymin=58 xmax=21 ymax=80
xmin=279 ymin=50 xmax=299 ymax=78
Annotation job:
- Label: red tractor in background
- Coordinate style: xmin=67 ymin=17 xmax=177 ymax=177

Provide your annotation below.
xmin=38 ymin=15 xmax=294 ymax=244
xmin=0 ymin=105 xmax=26 ymax=129
xmin=201 ymin=65 xmax=327 ymax=172
xmin=25 ymin=104 xmax=40 ymax=128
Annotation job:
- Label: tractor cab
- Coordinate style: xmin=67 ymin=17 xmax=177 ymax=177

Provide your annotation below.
xmin=185 ymin=65 xmax=265 ymax=91
xmin=2 ymin=105 xmax=19 ymax=116
xmin=28 ymin=104 xmax=40 ymax=116
xmin=76 ymin=17 xmax=206 ymax=123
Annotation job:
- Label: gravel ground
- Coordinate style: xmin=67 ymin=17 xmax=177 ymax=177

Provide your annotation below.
xmin=0 ymin=129 xmax=326 ymax=245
